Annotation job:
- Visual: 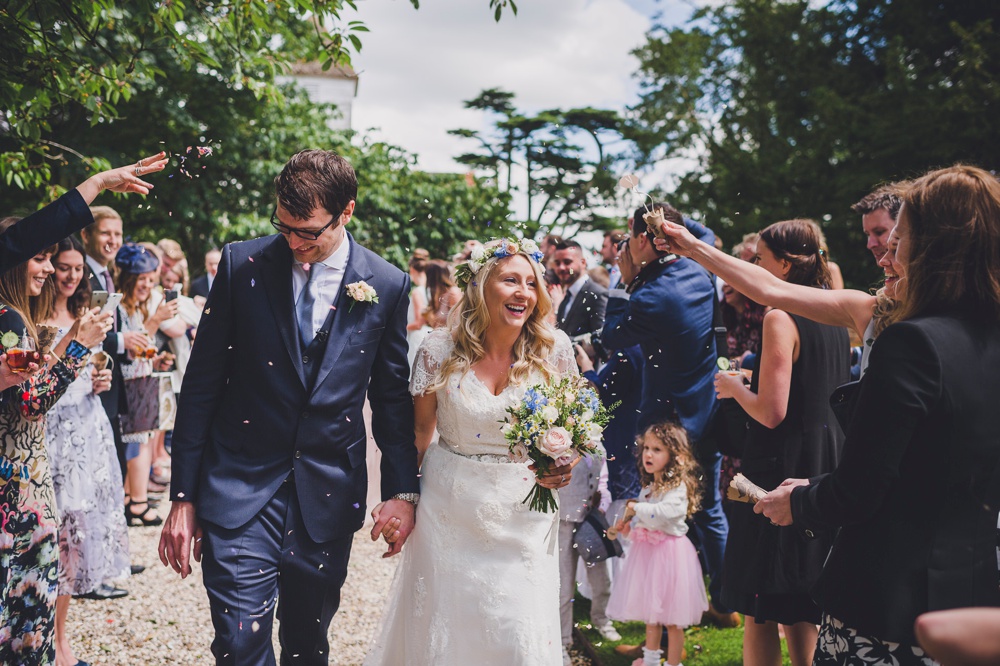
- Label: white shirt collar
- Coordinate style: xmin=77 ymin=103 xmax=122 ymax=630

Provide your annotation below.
xmin=566 ymin=272 xmax=589 ymax=298
xmin=295 ymin=236 xmax=350 ymax=273
xmin=85 ymin=254 xmax=109 ymax=276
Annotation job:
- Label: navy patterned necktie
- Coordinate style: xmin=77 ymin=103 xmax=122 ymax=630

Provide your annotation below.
xmin=297 ymin=264 xmax=318 ymax=349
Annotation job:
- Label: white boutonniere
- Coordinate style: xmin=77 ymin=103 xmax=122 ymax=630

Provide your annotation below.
xmin=346 ymin=281 xmax=378 ymax=312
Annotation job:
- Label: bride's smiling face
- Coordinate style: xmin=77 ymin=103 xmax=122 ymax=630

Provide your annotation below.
xmin=483 ymin=255 xmax=539 ymax=329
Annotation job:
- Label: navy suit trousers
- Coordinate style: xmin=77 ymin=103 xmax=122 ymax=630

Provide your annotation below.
xmin=201 ymin=478 xmax=353 ymax=666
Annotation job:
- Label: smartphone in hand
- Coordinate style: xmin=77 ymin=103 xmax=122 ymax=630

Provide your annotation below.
xmin=90 ymin=290 xmax=109 ymax=310
xmin=99 ymin=292 xmax=123 ymax=316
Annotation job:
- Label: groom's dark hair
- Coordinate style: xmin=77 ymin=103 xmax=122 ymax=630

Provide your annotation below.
xmin=275 ymin=149 xmax=358 ymax=221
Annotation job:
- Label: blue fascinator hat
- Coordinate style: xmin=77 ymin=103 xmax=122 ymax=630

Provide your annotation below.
xmin=115 ymin=243 xmax=160 ymax=275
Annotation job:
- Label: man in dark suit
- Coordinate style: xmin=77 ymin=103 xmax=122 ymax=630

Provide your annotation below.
xmin=81 ymin=207 xmax=137 ymax=478
xmin=552 ymin=239 xmax=607 ymax=341
xmin=190 ymin=247 xmax=220 ymax=300
xmin=602 ymin=204 xmax=738 ymax=628
xmin=159 ymin=150 xmax=420 ymax=665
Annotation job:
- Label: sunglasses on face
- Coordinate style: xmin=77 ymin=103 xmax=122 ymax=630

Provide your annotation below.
xmin=270 ymin=208 xmax=338 ymax=241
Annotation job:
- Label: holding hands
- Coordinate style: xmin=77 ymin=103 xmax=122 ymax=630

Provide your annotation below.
xmin=370 ymin=499 xmax=416 ymax=559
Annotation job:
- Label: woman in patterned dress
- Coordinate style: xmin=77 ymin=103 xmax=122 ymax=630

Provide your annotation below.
xmin=0 ymin=220 xmax=110 ymax=665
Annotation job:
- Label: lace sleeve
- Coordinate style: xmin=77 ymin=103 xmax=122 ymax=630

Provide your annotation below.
xmin=409 ymin=328 xmax=454 ymax=396
xmin=550 ymin=329 xmax=579 ymax=379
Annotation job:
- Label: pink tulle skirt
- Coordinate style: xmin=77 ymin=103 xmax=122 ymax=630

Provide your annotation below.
xmin=606 ymin=528 xmax=709 ymax=627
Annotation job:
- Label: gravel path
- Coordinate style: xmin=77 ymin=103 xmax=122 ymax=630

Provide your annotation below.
xmin=67 ymin=524 xmax=398 ymax=665
xmin=67 ymin=524 xmax=593 ymax=665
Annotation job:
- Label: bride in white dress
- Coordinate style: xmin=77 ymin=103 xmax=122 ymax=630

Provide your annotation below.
xmin=365 ymin=240 xmax=578 ymax=666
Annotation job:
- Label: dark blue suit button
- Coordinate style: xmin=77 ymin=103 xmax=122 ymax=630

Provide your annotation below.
xmin=295 ymin=451 xmax=301 ymax=459
xmin=303 ymin=355 xmax=310 ymax=364
xmin=301 ymin=410 xmax=310 ymax=419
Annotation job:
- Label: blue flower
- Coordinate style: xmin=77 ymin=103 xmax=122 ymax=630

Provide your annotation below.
xmin=524 ymin=387 xmax=548 ymax=412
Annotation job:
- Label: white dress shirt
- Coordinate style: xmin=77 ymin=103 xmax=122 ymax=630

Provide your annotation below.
xmin=560 ymin=272 xmax=589 ymax=320
xmin=292 ymin=239 xmax=351 ymax=342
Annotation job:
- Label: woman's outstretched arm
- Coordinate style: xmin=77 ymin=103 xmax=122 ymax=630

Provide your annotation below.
xmin=655 ymin=222 xmax=876 ymax=341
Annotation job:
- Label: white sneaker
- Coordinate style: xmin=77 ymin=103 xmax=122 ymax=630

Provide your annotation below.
xmin=594 ymin=620 xmax=622 ymax=641
xmin=562 ymin=646 xmax=573 ymax=666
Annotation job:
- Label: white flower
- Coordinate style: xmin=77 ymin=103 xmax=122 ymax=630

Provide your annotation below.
xmin=586 ymin=423 xmax=604 ymax=444
xmin=541 ymin=405 xmax=559 ymax=423
xmin=580 ymin=409 xmax=594 ymax=423
xmin=470 ymin=245 xmax=487 ymax=263
xmin=521 ymin=239 xmax=540 ymax=255
xmin=509 ymin=442 xmax=530 ymax=463
xmin=346 ymin=281 xmax=379 ymax=305
xmin=501 ymin=422 xmax=514 ymax=436
xmin=468 ymin=259 xmax=483 ymax=274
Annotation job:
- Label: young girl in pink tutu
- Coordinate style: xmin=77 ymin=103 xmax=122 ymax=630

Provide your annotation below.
xmin=607 ymin=422 xmax=709 ymax=666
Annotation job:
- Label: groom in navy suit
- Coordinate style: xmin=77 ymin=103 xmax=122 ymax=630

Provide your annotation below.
xmin=159 ymin=150 xmax=420 ymax=665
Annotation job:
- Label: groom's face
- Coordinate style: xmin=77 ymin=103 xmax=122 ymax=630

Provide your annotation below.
xmin=275 ymin=201 xmax=354 ymax=265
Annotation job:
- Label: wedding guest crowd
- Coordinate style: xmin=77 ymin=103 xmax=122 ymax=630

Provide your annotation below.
xmin=3 ymin=149 xmax=999 ymax=666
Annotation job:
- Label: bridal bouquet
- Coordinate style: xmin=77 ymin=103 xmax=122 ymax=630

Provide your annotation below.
xmin=502 ymin=376 xmax=616 ymax=513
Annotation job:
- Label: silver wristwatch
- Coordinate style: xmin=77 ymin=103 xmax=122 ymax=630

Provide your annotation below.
xmin=392 ymin=492 xmax=420 ymax=506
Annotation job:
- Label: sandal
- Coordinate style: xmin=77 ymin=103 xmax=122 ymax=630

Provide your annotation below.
xmin=126 ymin=500 xmax=163 ymax=527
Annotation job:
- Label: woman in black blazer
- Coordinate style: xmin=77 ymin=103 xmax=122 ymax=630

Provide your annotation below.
xmin=758 ymin=165 xmax=1000 ymax=665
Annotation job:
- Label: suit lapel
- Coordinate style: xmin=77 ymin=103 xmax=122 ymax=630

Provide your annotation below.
xmin=563 ymin=279 xmax=590 ymax=334
xmin=312 ymin=236 xmax=374 ymax=397
xmin=258 ymin=238 xmax=307 ymax=388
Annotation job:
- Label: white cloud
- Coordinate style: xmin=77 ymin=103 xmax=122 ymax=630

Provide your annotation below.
xmin=351 ymin=0 xmax=651 ymax=172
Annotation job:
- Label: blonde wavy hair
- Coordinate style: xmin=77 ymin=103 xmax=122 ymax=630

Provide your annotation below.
xmin=426 ymin=252 xmax=556 ymax=393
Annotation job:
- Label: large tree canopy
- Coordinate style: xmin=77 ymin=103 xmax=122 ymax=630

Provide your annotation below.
xmin=0 ymin=0 xmax=515 ymax=197
xmin=629 ymin=0 xmax=999 ymax=288
xmin=0 ymin=0 xmax=512 ymax=268
xmin=450 ymin=88 xmax=628 ymax=239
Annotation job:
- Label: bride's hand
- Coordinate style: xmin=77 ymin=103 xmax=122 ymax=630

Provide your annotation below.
xmin=531 ymin=456 xmax=582 ymax=490
xmin=370 ymin=499 xmax=416 ymax=558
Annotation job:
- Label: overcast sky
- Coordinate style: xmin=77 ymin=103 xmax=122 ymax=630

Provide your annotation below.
xmin=350 ymin=0 xmax=700 ymax=173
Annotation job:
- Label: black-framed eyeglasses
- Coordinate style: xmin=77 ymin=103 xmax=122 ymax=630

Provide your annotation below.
xmin=270 ymin=208 xmax=338 ymax=241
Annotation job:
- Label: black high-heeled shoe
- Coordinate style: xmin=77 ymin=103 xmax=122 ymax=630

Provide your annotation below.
xmin=126 ymin=500 xmax=163 ymax=527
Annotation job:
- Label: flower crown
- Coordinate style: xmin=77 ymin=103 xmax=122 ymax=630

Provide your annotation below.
xmin=453 ymin=237 xmax=545 ymax=290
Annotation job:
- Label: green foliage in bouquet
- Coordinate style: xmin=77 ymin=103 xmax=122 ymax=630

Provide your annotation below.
xmin=502 ymin=376 xmax=618 ymax=513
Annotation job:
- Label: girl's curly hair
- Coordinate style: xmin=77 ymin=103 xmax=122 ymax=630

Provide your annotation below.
xmin=635 ymin=421 xmax=702 ymax=517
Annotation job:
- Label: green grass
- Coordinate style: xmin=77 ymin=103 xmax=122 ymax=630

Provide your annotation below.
xmin=573 ymin=595 xmax=791 ymax=666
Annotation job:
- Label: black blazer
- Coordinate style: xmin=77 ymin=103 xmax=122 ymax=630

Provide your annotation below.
xmin=557 ymin=278 xmax=608 ymax=339
xmin=4 ymin=190 xmax=93 ymax=274
xmin=189 ymin=274 xmax=210 ymax=299
xmin=170 ymin=233 xmax=419 ymax=543
xmin=791 ymin=312 xmax=1000 ymax=645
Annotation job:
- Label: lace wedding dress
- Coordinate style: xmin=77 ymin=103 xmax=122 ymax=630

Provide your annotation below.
xmin=365 ymin=328 xmax=576 ymax=666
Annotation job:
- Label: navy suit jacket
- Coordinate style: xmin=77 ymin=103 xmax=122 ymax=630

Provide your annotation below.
xmin=601 ymin=220 xmax=718 ymax=443
xmin=171 ymin=233 xmax=419 ymax=543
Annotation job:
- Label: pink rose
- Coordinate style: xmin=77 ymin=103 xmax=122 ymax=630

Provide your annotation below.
xmin=539 ymin=426 xmax=573 ymax=460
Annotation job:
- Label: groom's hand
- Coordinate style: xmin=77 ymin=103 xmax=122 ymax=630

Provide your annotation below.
xmin=158 ymin=500 xmax=203 ymax=579
xmin=370 ymin=499 xmax=415 ymax=559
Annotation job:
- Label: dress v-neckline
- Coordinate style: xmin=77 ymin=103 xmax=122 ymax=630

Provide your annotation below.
xmin=467 ymin=369 xmax=512 ymax=397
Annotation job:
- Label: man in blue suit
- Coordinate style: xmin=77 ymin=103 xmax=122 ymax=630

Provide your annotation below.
xmin=159 ymin=150 xmax=420 ymax=665
xmin=602 ymin=203 xmax=738 ymax=628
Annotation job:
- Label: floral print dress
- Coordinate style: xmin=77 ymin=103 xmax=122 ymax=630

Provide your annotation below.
xmin=0 ymin=307 xmax=89 ymax=665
